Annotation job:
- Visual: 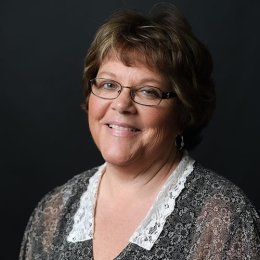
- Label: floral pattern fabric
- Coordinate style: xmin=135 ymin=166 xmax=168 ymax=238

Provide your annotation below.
xmin=67 ymin=153 xmax=195 ymax=250
xmin=20 ymin=163 xmax=260 ymax=259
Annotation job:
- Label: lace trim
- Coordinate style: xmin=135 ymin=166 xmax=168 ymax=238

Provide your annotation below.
xmin=129 ymin=153 xmax=195 ymax=249
xmin=67 ymin=154 xmax=195 ymax=250
xmin=67 ymin=164 xmax=105 ymax=242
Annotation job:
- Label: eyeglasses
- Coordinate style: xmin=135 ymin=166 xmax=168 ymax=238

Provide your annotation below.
xmin=90 ymin=78 xmax=177 ymax=106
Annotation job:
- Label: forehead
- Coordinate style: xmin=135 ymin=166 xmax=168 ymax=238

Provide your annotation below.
xmin=101 ymin=49 xmax=156 ymax=71
xmin=99 ymin=51 xmax=165 ymax=82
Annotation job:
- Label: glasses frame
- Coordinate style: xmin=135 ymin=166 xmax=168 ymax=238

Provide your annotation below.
xmin=90 ymin=78 xmax=177 ymax=106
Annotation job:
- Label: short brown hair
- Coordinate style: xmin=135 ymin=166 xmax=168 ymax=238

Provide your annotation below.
xmin=82 ymin=3 xmax=216 ymax=150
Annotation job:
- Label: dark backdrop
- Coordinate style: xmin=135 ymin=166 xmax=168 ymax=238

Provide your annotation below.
xmin=1 ymin=0 xmax=260 ymax=259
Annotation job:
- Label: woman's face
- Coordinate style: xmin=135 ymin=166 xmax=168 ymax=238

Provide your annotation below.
xmin=88 ymin=54 xmax=181 ymax=168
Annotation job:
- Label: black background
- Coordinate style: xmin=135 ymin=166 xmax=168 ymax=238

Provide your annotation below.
xmin=1 ymin=0 xmax=260 ymax=259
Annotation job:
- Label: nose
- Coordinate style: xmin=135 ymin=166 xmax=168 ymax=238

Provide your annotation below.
xmin=111 ymin=87 xmax=137 ymax=114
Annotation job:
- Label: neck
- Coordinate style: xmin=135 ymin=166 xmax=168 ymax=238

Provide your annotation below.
xmin=101 ymin=150 xmax=183 ymax=199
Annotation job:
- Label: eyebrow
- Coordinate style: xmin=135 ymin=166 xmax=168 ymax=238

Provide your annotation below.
xmin=96 ymin=71 xmax=162 ymax=86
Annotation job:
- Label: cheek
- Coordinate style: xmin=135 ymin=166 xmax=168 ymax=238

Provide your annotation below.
xmin=87 ymin=96 xmax=101 ymax=133
xmin=87 ymin=95 xmax=111 ymax=140
xmin=87 ymin=97 xmax=102 ymax=148
xmin=88 ymin=95 xmax=97 ymax=112
xmin=149 ymin=107 xmax=180 ymax=135
xmin=88 ymin=95 xmax=106 ymax=121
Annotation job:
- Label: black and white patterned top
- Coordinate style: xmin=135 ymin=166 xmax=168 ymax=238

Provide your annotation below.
xmin=20 ymin=158 xmax=260 ymax=259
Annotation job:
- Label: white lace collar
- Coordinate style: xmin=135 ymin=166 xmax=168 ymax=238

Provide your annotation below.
xmin=67 ymin=153 xmax=195 ymax=250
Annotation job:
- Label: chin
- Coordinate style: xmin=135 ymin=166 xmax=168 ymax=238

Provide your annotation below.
xmin=101 ymin=151 xmax=136 ymax=167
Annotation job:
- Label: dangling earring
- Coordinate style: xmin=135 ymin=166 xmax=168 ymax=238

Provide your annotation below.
xmin=175 ymin=135 xmax=184 ymax=151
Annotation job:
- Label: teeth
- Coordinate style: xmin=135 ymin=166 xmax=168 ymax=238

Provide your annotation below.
xmin=108 ymin=124 xmax=138 ymax=132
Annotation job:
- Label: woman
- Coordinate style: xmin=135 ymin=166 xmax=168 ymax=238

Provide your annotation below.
xmin=20 ymin=4 xmax=260 ymax=259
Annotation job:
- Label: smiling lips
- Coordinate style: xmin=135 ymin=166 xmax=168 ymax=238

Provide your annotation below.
xmin=106 ymin=123 xmax=140 ymax=134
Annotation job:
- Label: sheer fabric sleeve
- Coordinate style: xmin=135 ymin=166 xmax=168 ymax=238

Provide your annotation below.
xmin=19 ymin=169 xmax=96 ymax=260
xmin=226 ymin=206 xmax=260 ymax=259
xmin=19 ymin=187 xmax=67 ymax=260
xmin=189 ymin=197 xmax=260 ymax=260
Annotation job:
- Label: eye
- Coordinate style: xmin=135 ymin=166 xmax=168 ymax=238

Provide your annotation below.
xmin=137 ymin=86 xmax=162 ymax=99
xmin=99 ymin=80 xmax=119 ymax=91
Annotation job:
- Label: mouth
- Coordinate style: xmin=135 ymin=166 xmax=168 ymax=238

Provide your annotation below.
xmin=106 ymin=123 xmax=140 ymax=132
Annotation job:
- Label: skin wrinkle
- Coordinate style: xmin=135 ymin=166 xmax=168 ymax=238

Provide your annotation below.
xmin=89 ymin=54 xmax=182 ymax=258
xmin=97 ymin=116 xmax=179 ymax=190
xmin=88 ymin=56 xmax=181 ymax=174
xmin=103 ymin=141 xmax=179 ymax=193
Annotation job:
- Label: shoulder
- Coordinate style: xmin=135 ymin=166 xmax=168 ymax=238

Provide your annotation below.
xmin=188 ymin=163 xmax=251 ymax=203
xmin=38 ymin=166 xmax=100 ymax=209
xmin=182 ymin=162 xmax=259 ymax=219
xmin=179 ymin=162 xmax=260 ymax=258
xmin=20 ymin=166 xmax=101 ymax=259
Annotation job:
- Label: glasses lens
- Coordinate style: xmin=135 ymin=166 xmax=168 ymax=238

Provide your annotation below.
xmin=91 ymin=78 xmax=121 ymax=99
xmin=90 ymin=78 xmax=164 ymax=106
xmin=133 ymin=86 xmax=162 ymax=106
